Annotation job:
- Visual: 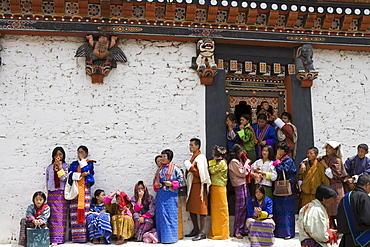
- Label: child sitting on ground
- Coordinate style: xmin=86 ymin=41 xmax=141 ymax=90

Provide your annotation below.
xmin=104 ymin=190 xmax=134 ymax=245
xmin=86 ymin=189 xmax=112 ymax=244
xmin=19 ymin=191 xmax=50 ymax=246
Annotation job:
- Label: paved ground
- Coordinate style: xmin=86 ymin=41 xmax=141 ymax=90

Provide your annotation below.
xmin=5 ymin=235 xmax=302 ymax=247
xmin=3 ymin=232 xmax=345 ymax=247
xmin=3 ymin=216 xmax=342 ymax=247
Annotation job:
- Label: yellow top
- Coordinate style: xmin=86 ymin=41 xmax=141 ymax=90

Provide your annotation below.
xmin=208 ymin=159 xmax=228 ymax=187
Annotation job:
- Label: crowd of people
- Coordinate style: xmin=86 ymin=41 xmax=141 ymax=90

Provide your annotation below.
xmin=18 ymin=103 xmax=370 ymax=247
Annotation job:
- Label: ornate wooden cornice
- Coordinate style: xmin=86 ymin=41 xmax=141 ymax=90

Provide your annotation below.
xmin=1 ymin=0 xmax=370 ymax=49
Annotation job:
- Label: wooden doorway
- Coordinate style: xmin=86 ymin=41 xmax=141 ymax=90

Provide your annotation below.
xmin=226 ymin=89 xmax=286 ymax=124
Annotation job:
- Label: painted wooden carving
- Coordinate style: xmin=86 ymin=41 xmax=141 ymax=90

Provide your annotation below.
xmin=75 ymin=34 xmax=127 ymax=83
xmin=196 ymin=39 xmax=218 ymax=85
xmin=295 ymin=44 xmax=318 ymax=87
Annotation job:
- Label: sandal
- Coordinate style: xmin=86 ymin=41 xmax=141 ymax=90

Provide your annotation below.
xmin=235 ymin=234 xmax=243 ymax=239
xmin=99 ymin=237 xmax=105 ymax=244
xmin=92 ymin=239 xmax=99 ymax=244
xmin=115 ymin=237 xmax=125 ymax=245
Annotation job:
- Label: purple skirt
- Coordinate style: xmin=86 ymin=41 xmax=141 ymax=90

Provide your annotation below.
xmin=234 ymin=183 xmax=249 ymax=235
xmin=48 ymin=190 xmax=68 ymax=244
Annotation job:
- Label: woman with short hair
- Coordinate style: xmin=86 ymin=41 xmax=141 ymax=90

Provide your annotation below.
xmin=153 ymin=149 xmax=184 ymax=244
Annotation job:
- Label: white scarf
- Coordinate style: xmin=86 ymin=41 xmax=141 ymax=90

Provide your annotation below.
xmin=184 ymin=154 xmax=211 ymax=202
xmin=322 ymin=141 xmax=343 ymax=159
xmin=78 ymin=159 xmax=88 ymax=168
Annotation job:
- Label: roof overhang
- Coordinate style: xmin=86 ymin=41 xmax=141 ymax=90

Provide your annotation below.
xmin=1 ymin=0 xmax=369 ymax=50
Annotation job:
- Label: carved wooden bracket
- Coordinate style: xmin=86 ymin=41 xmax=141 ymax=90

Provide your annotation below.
xmin=195 ymin=38 xmax=218 ymax=85
xmin=75 ymin=33 xmax=127 ymax=83
xmin=198 ymin=68 xmax=218 ymax=85
xmin=298 ymin=72 xmax=319 ymax=87
xmin=295 ymin=44 xmax=318 ymax=88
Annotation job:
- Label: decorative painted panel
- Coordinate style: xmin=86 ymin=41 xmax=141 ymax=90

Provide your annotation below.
xmin=236 ymin=12 xmax=246 ymax=24
xmin=229 ymin=95 xmax=281 ymax=122
xmin=295 ymin=16 xmax=304 ymax=28
xmin=110 ymin=5 xmax=122 ymax=17
xmin=216 ymin=10 xmax=227 ymax=23
xmin=132 ymin=6 xmax=145 ymax=18
xmin=255 ymin=13 xmax=267 ymax=25
xmin=348 ymin=19 xmax=359 ymax=31
xmin=88 ymin=4 xmax=100 ymax=16
xmin=42 ymin=1 xmax=54 ymax=14
xmin=65 ymin=2 xmax=78 ymax=15
xmin=174 ymin=8 xmax=185 ymax=20
xmin=330 ymin=18 xmax=341 ymax=30
xmin=20 ymin=0 xmax=32 ymax=13
xmin=195 ymin=8 xmax=207 ymax=22
xmin=0 ymin=0 xmax=11 ymax=12
xmin=313 ymin=17 xmax=322 ymax=29
xmin=154 ymin=6 xmax=165 ymax=19
xmin=276 ymin=15 xmax=285 ymax=27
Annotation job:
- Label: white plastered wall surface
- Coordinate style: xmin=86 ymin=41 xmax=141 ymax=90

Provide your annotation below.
xmin=311 ymin=49 xmax=370 ymax=159
xmin=0 ymin=35 xmax=206 ymax=243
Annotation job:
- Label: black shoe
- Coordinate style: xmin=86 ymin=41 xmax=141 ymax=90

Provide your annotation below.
xmin=192 ymin=233 xmax=206 ymax=241
xmin=185 ymin=230 xmax=198 ymax=237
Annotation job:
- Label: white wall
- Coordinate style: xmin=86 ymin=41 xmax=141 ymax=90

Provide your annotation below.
xmin=0 ymin=35 xmax=205 ymax=243
xmin=1 ymin=34 xmax=369 ymax=243
xmin=311 ymin=49 xmax=370 ymax=159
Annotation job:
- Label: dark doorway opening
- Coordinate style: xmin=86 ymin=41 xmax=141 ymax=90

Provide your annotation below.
xmin=234 ymin=100 xmax=252 ymax=124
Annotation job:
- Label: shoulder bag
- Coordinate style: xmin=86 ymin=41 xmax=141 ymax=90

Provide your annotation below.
xmin=64 ymin=173 xmax=79 ymax=200
xmin=273 ymin=170 xmax=292 ymax=196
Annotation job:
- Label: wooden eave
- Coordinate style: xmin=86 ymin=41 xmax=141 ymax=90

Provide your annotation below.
xmin=0 ymin=0 xmax=370 ymax=50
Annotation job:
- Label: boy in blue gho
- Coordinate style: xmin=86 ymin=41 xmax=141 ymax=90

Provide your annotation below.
xmin=343 ymin=143 xmax=370 ymax=193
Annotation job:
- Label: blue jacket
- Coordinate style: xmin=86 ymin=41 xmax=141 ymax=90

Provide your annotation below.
xmin=344 ymin=155 xmax=370 ymax=177
xmin=252 ymin=123 xmax=278 ymax=145
xmin=226 ymin=124 xmax=241 ymax=151
xmin=247 ymin=196 xmax=273 ymax=218
xmin=68 ymin=160 xmax=95 ymax=186
xmin=275 ymin=156 xmax=296 ymax=184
